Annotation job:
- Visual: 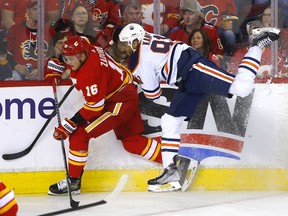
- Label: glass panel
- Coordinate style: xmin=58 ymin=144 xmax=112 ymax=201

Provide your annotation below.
xmin=0 ymin=0 xmax=287 ymax=83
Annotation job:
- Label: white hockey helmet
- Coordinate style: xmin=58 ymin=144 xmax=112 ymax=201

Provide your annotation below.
xmin=118 ymin=23 xmax=145 ymax=51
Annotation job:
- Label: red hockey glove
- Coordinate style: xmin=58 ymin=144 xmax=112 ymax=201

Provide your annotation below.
xmin=44 ymin=58 xmax=65 ymax=85
xmin=53 ymin=118 xmax=77 ymax=140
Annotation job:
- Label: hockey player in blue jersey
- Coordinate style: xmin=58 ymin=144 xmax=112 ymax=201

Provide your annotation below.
xmin=117 ymin=23 xmax=280 ymax=192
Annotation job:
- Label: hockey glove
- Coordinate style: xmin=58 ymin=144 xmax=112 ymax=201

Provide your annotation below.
xmin=53 ymin=118 xmax=77 ymax=140
xmin=44 ymin=58 xmax=65 ymax=85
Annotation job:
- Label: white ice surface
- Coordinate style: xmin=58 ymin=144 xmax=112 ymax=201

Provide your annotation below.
xmin=16 ymin=191 xmax=288 ymax=216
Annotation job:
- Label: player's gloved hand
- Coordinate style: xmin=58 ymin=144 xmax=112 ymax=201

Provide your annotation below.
xmin=44 ymin=58 xmax=65 ymax=85
xmin=53 ymin=118 xmax=77 ymax=140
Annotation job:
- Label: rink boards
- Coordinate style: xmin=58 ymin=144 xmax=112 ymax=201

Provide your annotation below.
xmin=1 ymin=83 xmax=288 ymax=194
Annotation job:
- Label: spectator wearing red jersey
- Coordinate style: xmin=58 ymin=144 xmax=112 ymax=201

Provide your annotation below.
xmin=168 ymin=0 xmax=224 ymax=55
xmin=1 ymin=0 xmax=60 ymax=29
xmin=198 ymin=0 xmax=238 ymax=56
xmin=122 ymin=0 xmax=153 ymax=33
xmin=7 ymin=1 xmax=51 ymax=80
xmin=188 ymin=28 xmax=220 ymax=66
xmin=0 ymin=180 xmax=18 ymax=216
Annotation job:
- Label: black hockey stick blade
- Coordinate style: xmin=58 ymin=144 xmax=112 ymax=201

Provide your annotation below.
xmin=38 ymin=174 xmax=128 ymax=216
xmin=2 ymin=85 xmax=74 ymax=160
xmin=38 ymin=200 xmax=106 ymax=216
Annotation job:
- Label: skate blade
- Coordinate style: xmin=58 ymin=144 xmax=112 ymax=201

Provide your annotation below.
xmin=47 ymin=189 xmax=80 ymax=196
xmin=148 ymin=181 xmax=181 ymax=193
xmin=252 ymin=27 xmax=280 ymax=35
xmin=181 ymin=160 xmax=199 ymax=192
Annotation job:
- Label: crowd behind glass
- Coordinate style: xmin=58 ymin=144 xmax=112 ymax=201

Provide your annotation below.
xmin=0 ymin=0 xmax=287 ymax=82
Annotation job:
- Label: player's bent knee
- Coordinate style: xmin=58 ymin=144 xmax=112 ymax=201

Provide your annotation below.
xmin=229 ymin=72 xmax=255 ymax=97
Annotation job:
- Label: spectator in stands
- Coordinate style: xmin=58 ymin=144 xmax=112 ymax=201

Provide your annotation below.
xmin=46 ymin=32 xmax=70 ymax=80
xmin=7 ymin=1 xmax=51 ymax=80
xmin=0 ymin=39 xmax=13 ymax=80
xmin=61 ymin=0 xmax=122 ymax=47
xmin=106 ymin=26 xmax=129 ymax=66
xmin=188 ymin=28 xmax=220 ymax=66
xmin=1 ymin=0 xmax=60 ymax=29
xmin=121 ymin=0 xmax=180 ymax=35
xmin=122 ymin=0 xmax=153 ymax=32
xmin=0 ymin=180 xmax=18 ymax=216
xmin=261 ymin=5 xmax=271 ymax=27
xmin=168 ymin=0 xmax=224 ymax=55
xmin=198 ymin=0 xmax=238 ymax=56
xmin=69 ymin=3 xmax=99 ymax=45
xmin=0 ymin=0 xmax=8 ymax=42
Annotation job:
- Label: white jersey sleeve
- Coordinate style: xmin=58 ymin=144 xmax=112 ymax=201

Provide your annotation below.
xmin=129 ymin=32 xmax=190 ymax=100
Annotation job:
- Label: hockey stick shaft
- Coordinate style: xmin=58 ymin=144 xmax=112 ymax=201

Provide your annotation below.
xmin=2 ymin=85 xmax=74 ymax=160
xmin=52 ymin=82 xmax=80 ymax=208
xmin=38 ymin=200 xmax=106 ymax=216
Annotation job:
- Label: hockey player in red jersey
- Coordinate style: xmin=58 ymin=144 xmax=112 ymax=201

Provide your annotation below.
xmin=44 ymin=36 xmax=162 ymax=195
xmin=118 ymin=23 xmax=280 ymax=192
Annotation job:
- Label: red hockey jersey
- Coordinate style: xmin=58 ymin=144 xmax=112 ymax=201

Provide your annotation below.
xmin=1 ymin=0 xmax=59 ymax=25
xmin=198 ymin=0 xmax=237 ymax=26
xmin=69 ymin=46 xmax=133 ymax=120
xmin=7 ymin=22 xmax=50 ymax=68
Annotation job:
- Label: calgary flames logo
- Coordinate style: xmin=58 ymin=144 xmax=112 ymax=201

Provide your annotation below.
xmin=21 ymin=40 xmax=48 ymax=60
xmin=91 ymin=8 xmax=107 ymax=27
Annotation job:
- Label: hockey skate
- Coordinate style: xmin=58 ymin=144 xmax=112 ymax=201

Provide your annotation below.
xmin=148 ymin=162 xmax=181 ymax=193
xmin=250 ymin=27 xmax=280 ymax=48
xmin=174 ymin=155 xmax=199 ymax=192
xmin=48 ymin=177 xmax=81 ymax=196
xmin=148 ymin=155 xmax=199 ymax=192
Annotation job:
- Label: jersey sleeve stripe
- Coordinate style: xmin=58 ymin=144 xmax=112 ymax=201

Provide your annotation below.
xmin=85 ymin=103 xmax=122 ymax=133
xmin=193 ymin=62 xmax=234 ymax=83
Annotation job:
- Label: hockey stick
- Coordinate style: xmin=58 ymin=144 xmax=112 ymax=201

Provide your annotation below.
xmin=38 ymin=174 xmax=129 ymax=216
xmin=2 ymin=85 xmax=74 ymax=160
xmin=51 ymin=82 xmax=79 ymax=208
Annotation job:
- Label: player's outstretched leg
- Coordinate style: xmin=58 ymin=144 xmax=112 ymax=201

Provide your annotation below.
xmin=48 ymin=177 xmax=81 ymax=196
xmin=250 ymin=27 xmax=280 ymax=48
xmin=229 ymin=27 xmax=280 ymax=98
xmin=148 ymin=155 xmax=181 ymax=193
